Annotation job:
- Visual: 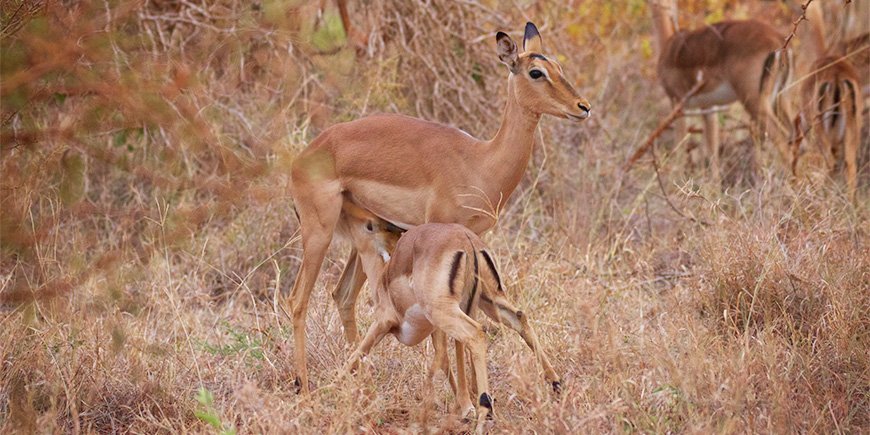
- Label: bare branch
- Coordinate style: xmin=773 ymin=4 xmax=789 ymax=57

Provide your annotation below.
xmin=782 ymin=0 xmax=814 ymax=50
xmin=622 ymin=77 xmax=705 ymax=173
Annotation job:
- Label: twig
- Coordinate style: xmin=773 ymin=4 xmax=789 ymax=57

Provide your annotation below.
xmin=650 ymin=142 xmax=709 ymax=226
xmin=782 ymin=0 xmax=814 ymax=50
xmin=622 ymin=77 xmax=706 ymax=173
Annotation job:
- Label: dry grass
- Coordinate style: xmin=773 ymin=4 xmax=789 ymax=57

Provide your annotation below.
xmin=1 ymin=0 xmax=868 ymax=433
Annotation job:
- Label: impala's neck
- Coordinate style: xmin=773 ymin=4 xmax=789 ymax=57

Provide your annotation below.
xmin=650 ymin=0 xmax=676 ymax=56
xmin=481 ymin=76 xmax=541 ymax=198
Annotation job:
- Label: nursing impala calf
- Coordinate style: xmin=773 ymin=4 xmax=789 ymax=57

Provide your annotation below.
xmin=339 ymin=214 xmax=560 ymax=432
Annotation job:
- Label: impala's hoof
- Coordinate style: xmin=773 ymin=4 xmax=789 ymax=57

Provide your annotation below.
xmin=552 ymin=380 xmax=562 ymax=394
xmin=479 ymin=393 xmax=494 ymax=420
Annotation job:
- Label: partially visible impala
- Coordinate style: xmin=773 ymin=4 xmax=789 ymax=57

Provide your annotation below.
xmin=792 ymin=2 xmax=864 ymax=201
xmin=794 ymin=55 xmax=862 ymax=200
xmin=287 ymin=22 xmax=590 ymax=392
xmin=649 ymin=0 xmax=794 ymax=181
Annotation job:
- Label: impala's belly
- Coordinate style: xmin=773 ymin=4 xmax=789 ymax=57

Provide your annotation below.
xmin=346 ymin=180 xmax=432 ymax=228
xmin=687 ymin=81 xmax=738 ymax=109
xmin=395 ymin=304 xmax=434 ymax=346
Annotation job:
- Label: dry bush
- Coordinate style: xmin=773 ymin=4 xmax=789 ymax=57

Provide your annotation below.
xmin=695 ymin=192 xmax=869 ymax=430
xmin=1 ymin=0 xmax=868 ymax=433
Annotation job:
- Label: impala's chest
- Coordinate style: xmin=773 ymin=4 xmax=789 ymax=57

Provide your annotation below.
xmin=425 ymin=182 xmax=504 ymax=232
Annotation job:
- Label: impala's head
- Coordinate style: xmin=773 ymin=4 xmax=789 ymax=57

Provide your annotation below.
xmin=496 ymin=22 xmax=591 ymax=121
xmin=341 ymin=201 xmax=402 ymax=263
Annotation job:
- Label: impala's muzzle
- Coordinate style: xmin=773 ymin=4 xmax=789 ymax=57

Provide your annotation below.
xmin=565 ymin=99 xmax=591 ymax=121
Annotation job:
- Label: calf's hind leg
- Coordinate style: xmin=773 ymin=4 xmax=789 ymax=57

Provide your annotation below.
xmin=430 ymin=306 xmax=492 ymax=428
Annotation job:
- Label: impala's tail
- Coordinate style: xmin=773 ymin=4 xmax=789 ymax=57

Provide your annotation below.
xmin=460 ymin=246 xmax=480 ymax=315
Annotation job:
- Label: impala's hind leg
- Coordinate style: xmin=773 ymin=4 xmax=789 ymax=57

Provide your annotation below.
xmin=844 ymin=81 xmax=861 ymax=203
xmin=431 ymin=307 xmax=492 ymax=429
xmin=430 ymin=330 xmax=459 ymax=399
xmin=479 ymin=293 xmax=561 ymax=392
xmin=332 ymin=250 xmax=366 ymax=344
xmin=288 ymin=161 xmax=342 ymax=393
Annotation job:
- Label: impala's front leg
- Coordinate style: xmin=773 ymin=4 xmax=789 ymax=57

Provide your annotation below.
xmin=844 ymin=114 xmax=859 ymax=203
xmin=332 ymin=249 xmax=366 ymax=344
xmin=430 ymin=330 xmax=459 ymax=399
xmin=702 ymin=112 xmax=721 ymax=184
xmin=341 ymin=316 xmax=394 ymax=378
xmin=288 ymin=165 xmax=343 ymax=393
xmin=420 ymin=330 xmax=453 ymax=426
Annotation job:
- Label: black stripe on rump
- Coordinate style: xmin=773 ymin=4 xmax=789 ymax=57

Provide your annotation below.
xmin=844 ymin=80 xmax=858 ymax=116
xmin=479 ymin=250 xmax=503 ymax=292
xmin=464 ymin=251 xmax=479 ymax=314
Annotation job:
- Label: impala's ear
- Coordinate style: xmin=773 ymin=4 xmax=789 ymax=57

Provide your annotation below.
xmin=496 ymin=31 xmax=519 ymax=72
xmin=523 ymin=22 xmax=543 ymax=53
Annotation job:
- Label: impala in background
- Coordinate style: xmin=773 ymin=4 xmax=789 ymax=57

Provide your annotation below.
xmin=648 ymin=0 xmax=795 ymax=182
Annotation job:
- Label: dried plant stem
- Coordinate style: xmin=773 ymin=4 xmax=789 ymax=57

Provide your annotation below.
xmin=782 ymin=0 xmax=814 ymax=50
xmin=650 ymin=142 xmax=709 ymax=226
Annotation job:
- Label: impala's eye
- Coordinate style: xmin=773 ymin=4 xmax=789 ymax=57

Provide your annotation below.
xmin=529 ymin=69 xmax=544 ymax=79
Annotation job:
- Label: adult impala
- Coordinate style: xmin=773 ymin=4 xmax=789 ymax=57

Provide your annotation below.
xmin=649 ymin=0 xmax=794 ymax=181
xmin=287 ymin=22 xmax=590 ymax=392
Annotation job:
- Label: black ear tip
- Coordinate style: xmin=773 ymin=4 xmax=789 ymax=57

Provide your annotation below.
xmin=525 ymin=22 xmax=539 ymax=35
xmin=496 ymin=31 xmax=509 ymax=40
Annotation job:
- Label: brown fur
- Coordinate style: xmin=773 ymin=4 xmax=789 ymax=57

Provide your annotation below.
xmin=287 ymin=22 xmax=590 ymax=392
xmin=836 ymin=33 xmax=869 ymax=96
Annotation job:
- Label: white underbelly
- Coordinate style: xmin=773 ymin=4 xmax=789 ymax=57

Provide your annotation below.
xmin=687 ymin=82 xmax=739 ymax=109
xmin=396 ymin=304 xmax=434 ymax=346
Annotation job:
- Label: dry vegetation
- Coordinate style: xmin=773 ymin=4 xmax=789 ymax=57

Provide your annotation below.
xmin=1 ymin=0 xmax=868 ymax=433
